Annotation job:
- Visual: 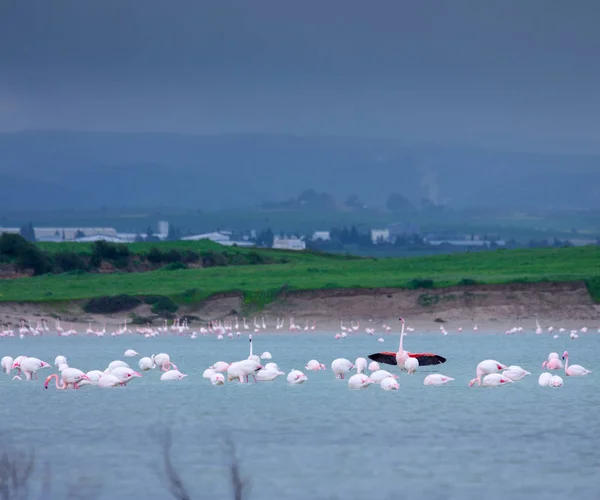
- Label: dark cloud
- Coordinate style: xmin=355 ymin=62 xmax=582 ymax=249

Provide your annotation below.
xmin=1 ymin=0 xmax=599 ymax=151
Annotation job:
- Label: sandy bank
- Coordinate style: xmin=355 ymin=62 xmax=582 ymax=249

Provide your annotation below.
xmin=0 ymin=281 xmax=598 ymax=332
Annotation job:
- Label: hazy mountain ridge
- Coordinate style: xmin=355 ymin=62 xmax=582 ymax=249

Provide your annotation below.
xmin=0 ymin=131 xmax=598 ymax=211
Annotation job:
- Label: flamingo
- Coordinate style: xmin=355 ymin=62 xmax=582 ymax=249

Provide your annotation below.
xmin=305 ymin=360 xmax=326 ymax=371
xmin=348 ymin=374 xmax=374 ymax=389
xmin=480 ymin=373 xmax=513 ymax=387
xmin=368 ymin=317 xmax=446 ymax=368
xmin=247 ymin=335 xmax=261 ymax=363
xmin=538 ymin=373 xmax=552 ymax=386
xmin=44 ymin=369 xmax=90 ymax=390
xmin=355 ymin=357 xmax=368 ymax=374
xmin=210 ymin=373 xmax=225 ymax=385
xmin=257 ymin=368 xmax=285 ymax=382
xmin=286 ymin=369 xmax=307 ymax=384
xmin=550 ymin=375 xmax=563 ymax=387
xmin=160 ymin=370 xmax=188 ymax=381
xmin=210 ymin=361 xmax=230 ymax=373
xmin=469 ymin=360 xmax=508 ymax=386
xmin=404 ymin=357 xmax=419 ymax=374
xmin=331 ymin=358 xmax=354 ymax=379
xmin=380 ymin=377 xmax=400 ymax=391
xmin=423 ymin=374 xmax=454 ymax=386
xmin=369 ymin=370 xmax=399 ymax=383
xmin=562 ymin=351 xmax=591 ymax=376
xmin=1 ymin=356 xmax=13 ymax=374
xmin=502 ymin=366 xmax=531 ymax=381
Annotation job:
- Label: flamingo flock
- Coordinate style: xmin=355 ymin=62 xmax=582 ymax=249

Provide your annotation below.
xmin=2 ymin=313 xmax=593 ymax=393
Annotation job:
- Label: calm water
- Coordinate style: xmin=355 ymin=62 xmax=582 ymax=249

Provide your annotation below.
xmin=1 ymin=330 xmax=599 ymax=499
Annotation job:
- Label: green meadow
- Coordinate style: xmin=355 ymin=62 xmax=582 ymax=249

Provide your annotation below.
xmin=1 ymin=245 xmax=598 ymax=305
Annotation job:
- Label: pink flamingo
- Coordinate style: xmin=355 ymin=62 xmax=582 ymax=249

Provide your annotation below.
xmin=562 ymin=351 xmax=591 ymax=376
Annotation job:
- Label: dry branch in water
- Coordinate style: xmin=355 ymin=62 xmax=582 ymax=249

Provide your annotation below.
xmin=157 ymin=427 xmax=251 ymax=500
xmin=157 ymin=428 xmax=193 ymax=500
xmin=0 ymin=446 xmax=36 ymax=500
xmin=223 ymin=434 xmax=251 ymax=500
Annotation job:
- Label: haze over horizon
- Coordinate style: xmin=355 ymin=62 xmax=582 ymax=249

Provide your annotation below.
xmin=1 ymin=1 xmax=599 ymax=212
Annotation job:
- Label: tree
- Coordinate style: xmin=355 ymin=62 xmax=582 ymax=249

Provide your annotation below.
xmin=145 ymin=225 xmax=161 ymax=242
xmin=19 ymin=222 xmax=36 ymax=242
xmin=167 ymin=225 xmax=182 ymax=241
xmin=386 ymin=193 xmax=415 ymax=213
xmin=345 ymin=194 xmax=364 ymax=210
xmin=256 ymin=228 xmax=274 ymax=247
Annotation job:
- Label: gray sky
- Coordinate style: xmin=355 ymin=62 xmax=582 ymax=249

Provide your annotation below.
xmin=1 ymin=0 xmax=599 ymax=152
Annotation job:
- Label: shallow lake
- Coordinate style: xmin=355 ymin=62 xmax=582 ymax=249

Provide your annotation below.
xmin=1 ymin=329 xmax=598 ymax=499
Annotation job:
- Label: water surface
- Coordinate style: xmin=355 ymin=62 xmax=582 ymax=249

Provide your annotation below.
xmin=1 ymin=331 xmax=598 ymax=499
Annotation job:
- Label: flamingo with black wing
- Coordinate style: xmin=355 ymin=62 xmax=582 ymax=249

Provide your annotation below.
xmin=368 ymin=317 xmax=446 ymax=368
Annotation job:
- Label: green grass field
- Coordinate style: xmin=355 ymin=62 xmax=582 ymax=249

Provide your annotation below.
xmin=1 ymin=246 xmax=599 ymax=305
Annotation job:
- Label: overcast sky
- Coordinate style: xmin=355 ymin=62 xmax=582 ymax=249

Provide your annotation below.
xmin=1 ymin=0 xmax=599 ymax=152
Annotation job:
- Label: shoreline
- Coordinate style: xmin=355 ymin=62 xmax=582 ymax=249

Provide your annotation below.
xmin=1 ymin=281 xmax=598 ymax=332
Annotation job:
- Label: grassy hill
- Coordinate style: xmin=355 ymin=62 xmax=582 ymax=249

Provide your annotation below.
xmin=1 ymin=245 xmax=598 ymax=306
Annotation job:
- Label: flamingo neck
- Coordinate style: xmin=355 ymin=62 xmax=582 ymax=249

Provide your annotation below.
xmin=398 ymin=322 xmax=405 ymax=352
xmin=564 ymin=355 xmax=569 ymax=373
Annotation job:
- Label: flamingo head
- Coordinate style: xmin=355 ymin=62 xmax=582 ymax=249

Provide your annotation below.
xmin=43 ymin=374 xmax=56 ymax=388
xmin=319 ymin=364 xmax=326 ymax=370
xmin=562 ymin=351 xmax=568 ymax=359
xmin=468 ymin=378 xmax=479 ymax=387
xmin=398 ymin=317 xmax=405 ymax=323
xmin=542 ymin=361 xmax=548 ymax=368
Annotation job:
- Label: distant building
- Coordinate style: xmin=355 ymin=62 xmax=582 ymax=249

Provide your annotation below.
xmin=181 ymin=232 xmax=231 ymax=243
xmin=426 ymin=239 xmax=506 ymax=247
xmin=370 ymin=229 xmax=390 ymax=244
xmin=157 ymin=220 xmax=169 ymax=239
xmin=387 ymin=221 xmax=420 ymax=238
xmin=312 ymin=231 xmax=331 ymax=241
xmin=0 ymin=226 xmax=119 ymax=242
xmin=273 ymin=237 xmax=306 ymax=251
xmin=75 ymin=235 xmax=126 ymax=243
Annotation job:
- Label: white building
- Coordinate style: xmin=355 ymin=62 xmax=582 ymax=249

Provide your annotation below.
xmin=157 ymin=220 xmax=169 ymax=239
xmin=75 ymin=235 xmax=126 ymax=243
xmin=427 ymin=239 xmax=506 ymax=247
xmin=181 ymin=232 xmax=231 ymax=243
xmin=0 ymin=226 xmax=119 ymax=241
xmin=370 ymin=229 xmax=390 ymax=244
xmin=273 ymin=237 xmax=306 ymax=251
xmin=312 ymin=230 xmax=331 ymax=241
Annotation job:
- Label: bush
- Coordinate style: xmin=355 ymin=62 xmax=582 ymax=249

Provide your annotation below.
xmin=129 ymin=313 xmax=154 ymax=325
xmin=16 ymin=247 xmax=53 ymax=275
xmin=150 ymin=296 xmax=179 ymax=316
xmin=164 ymin=249 xmax=183 ymax=263
xmin=161 ymin=262 xmax=187 ymax=271
xmin=0 ymin=233 xmax=32 ymax=257
xmin=409 ymin=278 xmax=435 ymax=289
xmin=146 ymin=247 xmax=164 ymax=264
xmin=83 ymin=295 xmax=142 ymax=314
xmin=201 ymin=250 xmax=228 ymax=267
xmin=53 ymin=251 xmax=88 ymax=272
xmin=418 ymin=293 xmax=440 ymax=307
xmin=458 ymin=278 xmax=478 ymax=286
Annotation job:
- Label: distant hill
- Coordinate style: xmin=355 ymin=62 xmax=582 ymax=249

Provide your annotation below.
xmin=1 ymin=131 xmax=599 ymax=211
